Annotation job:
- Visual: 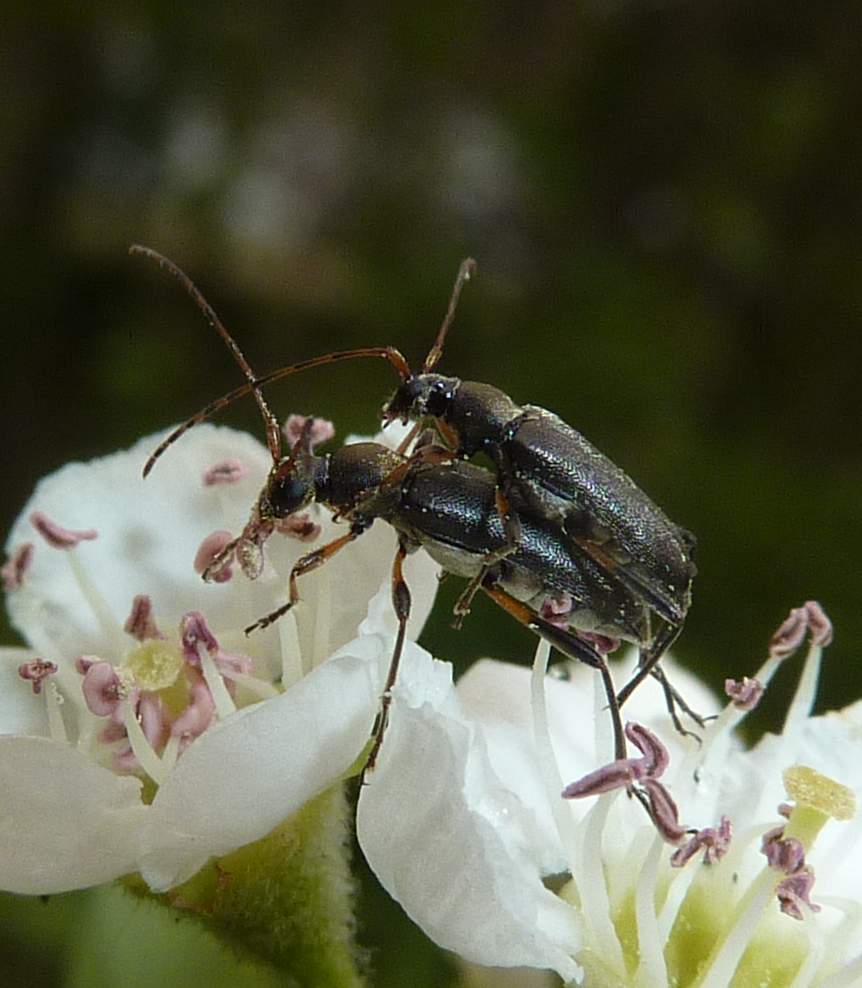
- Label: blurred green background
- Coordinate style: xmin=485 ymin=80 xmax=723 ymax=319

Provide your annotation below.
xmin=2 ymin=3 xmax=860 ymax=986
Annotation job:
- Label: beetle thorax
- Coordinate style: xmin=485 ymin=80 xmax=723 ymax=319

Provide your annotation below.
xmin=385 ymin=373 xmax=460 ymax=423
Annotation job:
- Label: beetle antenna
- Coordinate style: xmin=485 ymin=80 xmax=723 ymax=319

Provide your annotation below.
xmin=142 ymin=346 xmax=410 ymax=477
xmin=129 ymin=244 xmax=283 ymax=463
xmin=421 ymin=257 xmax=477 ymax=374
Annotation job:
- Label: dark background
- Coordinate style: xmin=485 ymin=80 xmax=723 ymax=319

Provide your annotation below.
xmin=2 ymin=4 xmax=859 ymax=986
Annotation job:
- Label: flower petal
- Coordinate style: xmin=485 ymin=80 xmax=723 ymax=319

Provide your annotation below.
xmin=0 ymin=736 xmax=145 ymax=893
xmin=7 ymin=423 xmax=439 ymax=675
xmin=140 ymin=649 xmax=382 ymax=890
xmin=6 ymin=426 xmax=272 ymax=656
xmin=357 ymin=646 xmax=582 ymax=982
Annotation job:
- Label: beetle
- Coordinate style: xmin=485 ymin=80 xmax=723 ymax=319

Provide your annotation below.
xmin=131 ymin=245 xmax=667 ymax=762
xmin=139 ymin=252 xmax=697 ymax=714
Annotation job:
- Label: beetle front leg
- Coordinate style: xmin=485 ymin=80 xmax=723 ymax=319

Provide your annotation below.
xmin=245 ymin=522 xmax=367 ymax=634
xmin=365 ymin=537 xmax=412 ymax=773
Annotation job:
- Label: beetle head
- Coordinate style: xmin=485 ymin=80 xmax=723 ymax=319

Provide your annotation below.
xmin=382 ymin=373 xmax=458 ymax=424
xmin=258 ymin=418 xmax=328 ymax=521
xmin=261 ymin=457 xmax=318 ymax=520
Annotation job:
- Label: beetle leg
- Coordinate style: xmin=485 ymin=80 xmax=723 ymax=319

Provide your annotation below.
xmin=451 ymin=454 xmax=524 ymax=629
xmin=482 ymin=580 xmax=627 ymax=761
xmin=436 ymin=418 xmax=460 ymax=451
xmin=615 ymin=620 xmax=682 ymax=707
xmin=245 ymin=522 xmax=367 ymax=634
xmin=649 ymin=664 xmax=710 ymax=740
xmin=365 ymin=537 xmax=412 ymax=774
xmin=451 ymin=488 xmax=523 ymax=628
xmin=615 ymin=621 xmax=715 ymax=741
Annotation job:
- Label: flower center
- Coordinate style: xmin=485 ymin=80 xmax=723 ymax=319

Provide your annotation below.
xmin=123 ymin=640 xmax=184 ymax=693
xmin=661 ymin=765 xmax=856 ymax=988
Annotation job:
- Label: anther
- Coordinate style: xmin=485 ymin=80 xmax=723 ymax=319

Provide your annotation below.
xmin=803 ymin=600 xmax=833 ymax=647
xmin=29 ymin=511 xmax=98 ymax=550
xmin=202 ymin=458 xmax=248 ymax=485
xmin=123 ymin=594 xmax=162 ymax=641
xmin=576 ymin=630 xmax=621 ymax=655
xmin=641 ymin=778 xmax=687 ymax=844
xmin=540 ymin=592 xmax=573 ymax=629
xmin=562 ymin=759 xmax=649 ymax=798
xmin=724 ymin=676 xmax=764 ymax=710
xmin=776 ymin=867 xmax=821 ymax=920
xmin=2 ymin=542 xmax=34 ymax=590
xmin=194 ymin=531 xmax=236 ymax=583
xmin=81 ymin=661 xmax=124 ymax=715
xmin=283 ymin=414 xmax=335 ymax=450
xmin=276 ymin=513 xmax=322 ymax=542
xmin=18 ymin=658 xmax=58 ymax=695
xmin=625 ymin=722 xmax=670 ymax=776
xmin=562 ymin=722 xmax=671 ymax=798
xmin=670 ymin=816 xmax=733 ymax=867
xmin=180 ymin=612 xmax=218 ymax=664
xmin=761 ymin=827 xmax=806 ymax=874
xmin=170 ymin=674 xmax=216 ymax=741
xmin=769 ymin=605 xmax=809 ymax=659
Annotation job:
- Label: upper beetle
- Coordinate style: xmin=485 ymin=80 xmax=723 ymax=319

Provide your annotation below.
xmin=379 ymin=260 xmax=697 ymax=681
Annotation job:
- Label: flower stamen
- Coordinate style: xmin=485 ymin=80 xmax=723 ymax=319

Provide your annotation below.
xmin=18 ymin=658 xmax=58 ymax=695
xmin=123 ymin=594 xmax=163 ymax=641
xmin=29 ymin=511 xmax=97 ymax=549
xmin=724 ymin=676 xmax=763 ymax=710
xmin=2 ymin=542 xmax=34 ymax=590
xmin=202 ymin=458 xmax=248 ymax=485
xmin=283 ymin=414 xmax=335 ymax=450
xmin=195 ymin=531 xmax=237 ymax=583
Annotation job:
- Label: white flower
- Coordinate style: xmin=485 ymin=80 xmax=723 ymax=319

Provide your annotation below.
xmin=1 ymin=421 xmax=437 ymax=894
xmin=358 ymin=604 xmax=862 ymax=986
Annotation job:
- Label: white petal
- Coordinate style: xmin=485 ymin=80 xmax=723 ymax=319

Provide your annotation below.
xmin=357 ymin=648 xmax=582 ymax=982
xmin=457 ymin=651 xmax=717 ymax=810
xmin=140 ymin=650 xmax=382 ymax=890
xmin=6 ymin=425 xmax=272 ymax=655
xmin=0 ymin=648 xmax=48 ymax=736
xmin=269 ymin=519 xmax=439 ymax=671
xmin=0 ymin=736 xmax=145 ymax=894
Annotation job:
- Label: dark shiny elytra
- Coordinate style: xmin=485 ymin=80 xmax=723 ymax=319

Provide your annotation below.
xmin=397 ymin=458 xmax=650 ymax=645
xmin=384 ymin=374 xmax=696 ymax=631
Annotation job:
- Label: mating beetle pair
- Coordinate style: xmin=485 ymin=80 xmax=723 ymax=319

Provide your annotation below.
xmin=134 ymin=246 xmax=698 ymax=762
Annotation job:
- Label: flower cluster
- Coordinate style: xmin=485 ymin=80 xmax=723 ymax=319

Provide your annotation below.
xmin=3 ymin=421 xmax=861 ymax=987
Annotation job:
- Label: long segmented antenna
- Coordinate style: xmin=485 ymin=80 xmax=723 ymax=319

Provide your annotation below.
xmin=129 ymin=245 xmax=283 ymax=462
xmin=142 ymin=346 xmax=411 ymax=477
xmin=421 ymin=257 xmax=477 ymax=374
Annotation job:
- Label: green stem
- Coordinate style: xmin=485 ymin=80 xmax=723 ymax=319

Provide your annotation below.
xmin=125 ymin=784 xmax=366 ymax=988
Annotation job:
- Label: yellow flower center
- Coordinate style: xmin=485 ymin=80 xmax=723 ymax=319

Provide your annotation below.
xmin=124 ymin=640 xmax=184 ymax=693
